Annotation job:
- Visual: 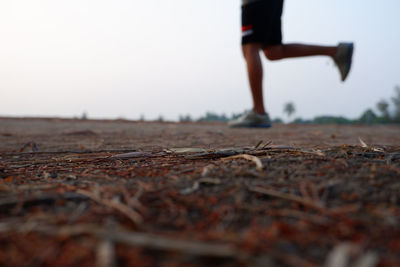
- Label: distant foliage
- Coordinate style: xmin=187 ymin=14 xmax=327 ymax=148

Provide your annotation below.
xmin=197 ymin=112 xmax=229 ymax=122
xmin=177 ymin=85 xmax=400 ymax=125
xmin=376 ymin=99 xmax=390 ymax=120
xmin=179 ymin=114 xmax=193 ymax=122
xmin=356 ymin=109 xmax=379 ymax=125
xmin=293 ymin=85 xmax=400 ymax=125
xmin=312 ymin=116 xmax=352 ymax=125
xmin=391 ymin=85 xmax=400 ymax=122
xmin=81 ymin=112 xmax=88 ymax=120
xmin=292 ymin=117 xmax=312 ymax=124
xmin=156 ymin=115 xmax=164 ymax=122
xmin=366 ymin=85 xmax=400 ymax=124
xmin=272 ymin=117 xmax=284 ymax=123
xmin=283 ymin=102 xmax=295 ymax=119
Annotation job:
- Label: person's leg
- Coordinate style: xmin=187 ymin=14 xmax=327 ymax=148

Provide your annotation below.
xmin=263 ymin=42 xmax=354 ymax=81
xmin=228 ymin=43 xmax=271 ymax=128
xmin=263 ymin=43 xmax=338 ymax=61
xmin=242 ymin=43 xmax=266 ymax=115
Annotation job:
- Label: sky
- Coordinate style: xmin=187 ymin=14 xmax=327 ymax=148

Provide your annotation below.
xmin=1 ymin=0 xmax=400 ymax=121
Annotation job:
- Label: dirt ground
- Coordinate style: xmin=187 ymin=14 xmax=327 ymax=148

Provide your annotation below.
xmin=0 ymin=117 xmax=400 ymax=267
xmin=1 ymin=117 xmax=400 ymax=151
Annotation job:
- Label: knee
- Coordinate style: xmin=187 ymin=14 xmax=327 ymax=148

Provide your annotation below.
xmin=242 ymin=43 xmax=262 ymax=60
xmin=263 ymin=45 xmax=283 ymax=60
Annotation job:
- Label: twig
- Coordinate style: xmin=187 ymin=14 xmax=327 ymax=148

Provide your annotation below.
xmin=255 ymin=140 xmax=263 ymax=149
xmin=299 ymin=180 xmax=320 ymax=202
xmin=19 ymin=141 xmax=40 ymax=152
xmin=110 ymin=152 xmax=153 ymax=159
xmin=248 ymin=186 xmax=361 ymax=216
xmin=247 ymin=186 xmax=325 ymax=210
xmin=272 ymin=209 xmax=330 ymax=225
xmin=299 ymin=181 xmax=313 ymax=202
xmin=0 ymin=223 xmax=246 ymax=259
xmin=201 ymin=164 xmax=215 ymax=177
xmin=299 ymin=149 xmax=326 ymax=157
xmin=124 ymin=186 xmax=147 ymax=215
xmin=96 ymin=238 xmax=116 ymax=267
xmin=359 ymin=137 xmax=368 ymax=148
xmin=76 ymin=189 xmax=143 ymax=226
xmin=181 ymin=178 xmax=221 ymax=195
xmin=222 ymin=154 xmax=263 ymax=172
xmin=262 ymin=141 xmax=273 ymax=149
xmin=358 ymin=138 xmax=385 ymax=153
xmin=323 ymin=243 xmax=378 ymax=267
xmin=1 ymin=149 xmax=138 ymax=156
xmin=352 ymin=253 xmax=379 ymax=267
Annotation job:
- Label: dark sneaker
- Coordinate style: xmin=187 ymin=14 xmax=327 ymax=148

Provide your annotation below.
xmin=228 ymin=110 xmax=272 ymax=128
xmin=334 ymin=42 xmax=354 ymax=82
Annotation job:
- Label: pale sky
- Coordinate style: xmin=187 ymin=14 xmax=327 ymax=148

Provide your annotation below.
xmin=1 ymin=0 xmax=399 ymax=120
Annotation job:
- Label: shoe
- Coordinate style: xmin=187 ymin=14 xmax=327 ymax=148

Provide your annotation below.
xmin=334 ymin=42 xmax=354 ymax=82
xmin=228 ymin=110 xmax=272 ymax=128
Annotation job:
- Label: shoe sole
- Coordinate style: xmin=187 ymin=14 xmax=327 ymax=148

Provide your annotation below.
xmin=342 ymin=43 xmax=354 ymax=81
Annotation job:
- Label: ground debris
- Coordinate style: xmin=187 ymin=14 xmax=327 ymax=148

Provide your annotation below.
xmin=180 ymin=178 xmax=221 ymax=195
xmin=1 ymin=120 xmax=400 ymax=266
xmin=222 ymin=154 xmax=263 ymax=172
xmin=324 ymin=243 xmax=378 ymax=267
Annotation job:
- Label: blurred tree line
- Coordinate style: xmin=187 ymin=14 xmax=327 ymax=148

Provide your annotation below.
xmin=300 ymin=85 xmax=400 ymax=125
xmin=179 ymin=85 xmax=400 ymax=125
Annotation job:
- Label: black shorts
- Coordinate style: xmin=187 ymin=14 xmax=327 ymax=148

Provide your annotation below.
xmin=241 ymin=0 xmax=284 ymax=46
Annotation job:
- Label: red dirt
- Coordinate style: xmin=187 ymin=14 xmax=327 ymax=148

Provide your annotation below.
xmin=0 ymin=117 xmax=399 ymax=267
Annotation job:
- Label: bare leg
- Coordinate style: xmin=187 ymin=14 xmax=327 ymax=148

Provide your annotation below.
xmin=242 ymin=43 xmax=339 ymax=116
xmin=263 ymin=43 xmax=338 ymax=61
xmin=242 ymin=43 xmax=266 ymax=115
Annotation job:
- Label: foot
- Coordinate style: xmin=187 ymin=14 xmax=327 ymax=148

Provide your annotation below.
xmin=333 ymin=42 xmax=354 ymax=82
xmin=228 ymin=110 xmax=272 ymax=128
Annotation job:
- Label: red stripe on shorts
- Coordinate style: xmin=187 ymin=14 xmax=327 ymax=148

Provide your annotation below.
xmin=242 ymin=25 xmax=254 ymax=32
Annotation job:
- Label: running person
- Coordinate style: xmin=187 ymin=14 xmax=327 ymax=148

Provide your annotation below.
xmin=229 ymin=0 xmax=354 ymax=128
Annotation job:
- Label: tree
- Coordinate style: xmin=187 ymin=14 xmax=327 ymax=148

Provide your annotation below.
xmin=272 ymin=117 xmax=284 ymax=123
xmin=156 ymin=115 xmax=164 ymax=122
xmin=292 ymin=117 xmax=312 ymax=124
xmin=81 ymin=112 xmax=88 ymax=120
xmin=313 ymin=116 xmax=352 ymax=125
xmin=376 ymin=99 xmax=390 ymax=123
xmin=283 ymin=102 xmax=295 ymax=121
xmin=391 ymin=85 xmax=400 ymax=122
xmin=358 ymin=109 xmax=378 ymax=125
xmin=376 ymin=99 xmax=389 ymax=117
xmin=179 ymin=114 xmax=193 ymax=122
xmin=197 ymin=112 xmax=229 ymax=122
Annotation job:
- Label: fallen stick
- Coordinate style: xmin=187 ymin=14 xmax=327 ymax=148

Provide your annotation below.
xmin=247 ymin=186 xmax=325 ymax=210
xmin=254 ymin=140 xmax=263 ymax=149
xmin=222 ymin=154 xmax=263 ymax=172
xmin=96 ymin=238 xmax=116 ymax=267
xmin=323 ymin=242 xmax=378 ymax=267
xmin=180 ymin=178 xmax=221 ymax=195
xmin=110 ymin=152 xmax=153 ymax=159
xmin=298 ymin=149 xmax=326 ymax=157
xmin=1 ymin=149 xmax=138 ymax=156
xmin=76 ymin=189 xmax=143 ymax=226
xmin=248 ymin=186 xmax=361 ymax=217
xmin=272 ymin=208 xmax=330 ymax=225
xmin=0 ymin=223 xmax=246 ymax=259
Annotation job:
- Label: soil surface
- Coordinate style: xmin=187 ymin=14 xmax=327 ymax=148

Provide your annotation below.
xmin=0 ymin=117 xmax=399 ymax=267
